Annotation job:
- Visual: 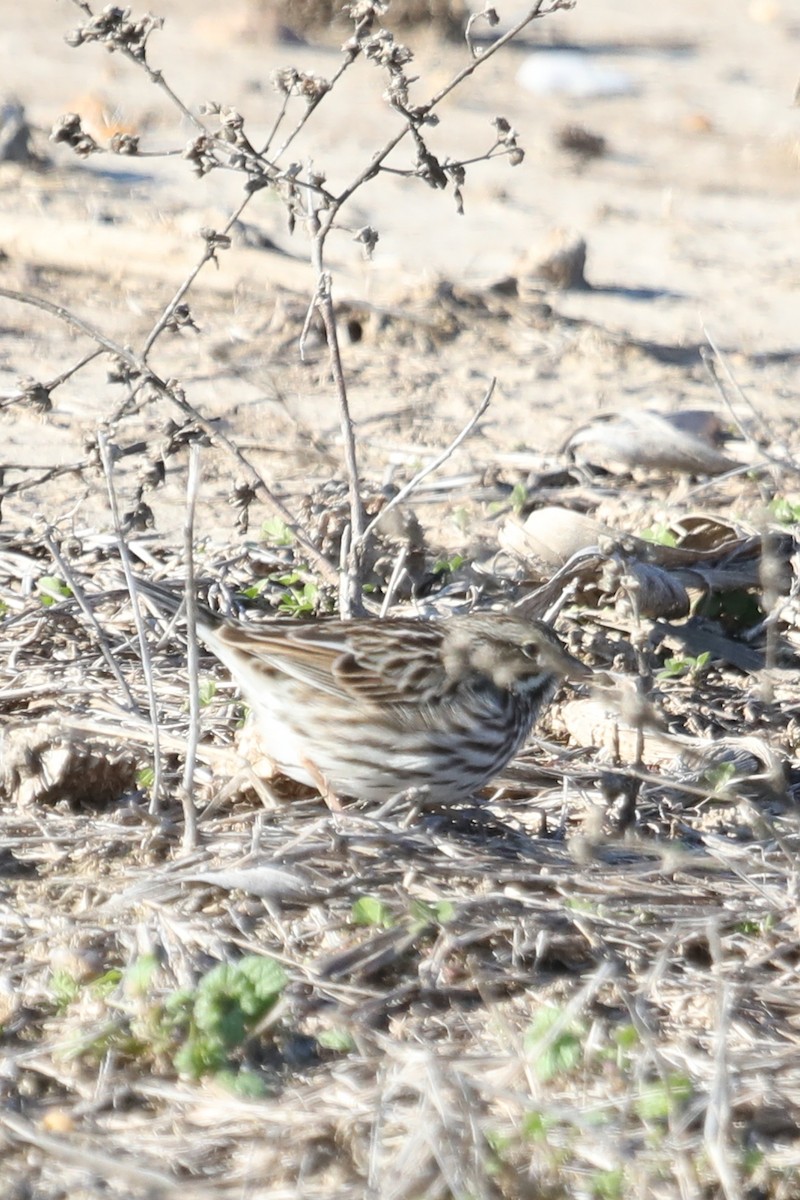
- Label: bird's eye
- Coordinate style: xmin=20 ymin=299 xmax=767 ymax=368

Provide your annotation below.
xmin=522 ymin=642 xmax=540 ymax=660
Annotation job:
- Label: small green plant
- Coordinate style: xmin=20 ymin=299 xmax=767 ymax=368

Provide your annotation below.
xmin=124 ymin=953 xmax=160 ymax=997
xmin=316 ymin=1027 xmax=356 ymax=1053
xmin=92 ymin=968 xmax=124 ymax=999
xmin=609 ymin=1023 xmax=640 ymax=1071
xmin=49 ymin=970 xmax=82 ymax=1012
xmin=563 ymin=896 xmax=604 ymax=916
xmin=239 ymin=578 xmax=271 ymax=600
xmin=634 ymin=1072 xmax=692 ymax=1122
xmin=734 ymin=913 xmax=776 ymax=937
xmin=432 ymin=553 xmax=465 ymax=575
xmin=351 ymin=895 xmax=395 ymax=928
xmin=198 ymin=678 xmax=217 ymax=706
xmin=657 ymin=650 xmax=711 ymax=680
xmin=525 ymin=1005 xmax=585 ymax=1082
xmin=136 ymin=765 xmax=155 ymax=789
xmin=36 ymin=575 xmax=72 ymax=606
xmin=591 ymin=1166 xmax=624 ymax=1200
xmin=409 ymin=898 xmax=456 ymax=926
xmin=510 ymin=481 xmax=528 ymax=515
xmin=702 ymin=760 xmax=737 ymax=793
xmin=768 ymin=496 xmax=800 ymax=525
xmin=521 ymin=1110 xmax=553 ymax=1141
xmin=49 ymin=965 xmax=122 ymax=1013
xmin=168 ymin=955 xmax=287 ymax=1082
xmin=741 ymin=1147 xmax=765 ymax=1176
xmin=273 ymin=573 xmax=323 ymax=616
xmin=261 ymin=516 xmax=295 ymax=546
xmin=639 ymin=524 xmax=678 ymax=547
xmin=451 ymin=506 xmax=471 ymax=533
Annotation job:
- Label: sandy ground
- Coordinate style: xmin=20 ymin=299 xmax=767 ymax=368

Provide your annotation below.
xmin=2 ymin=7 xmax=800 ymax=1197
xmin=0 ymin=0 xmax=798 ymax=549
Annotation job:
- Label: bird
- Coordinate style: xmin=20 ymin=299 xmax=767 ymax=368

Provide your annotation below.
xmin=135 ymin=578 xmax=588 ymax=805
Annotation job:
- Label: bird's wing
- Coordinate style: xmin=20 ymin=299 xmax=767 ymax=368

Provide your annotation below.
xmin=333 ymin=621 xmax=450 ymax=704
xmin=211 ymin=618 xmax=451 ymax=706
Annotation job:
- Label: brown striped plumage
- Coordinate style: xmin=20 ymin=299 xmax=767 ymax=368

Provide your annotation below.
xmin=138 ymin=580 xmax=588 ymax=804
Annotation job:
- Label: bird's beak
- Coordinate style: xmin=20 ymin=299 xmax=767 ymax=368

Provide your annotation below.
xmin=545 ymin=643 xmax=592 ymax=682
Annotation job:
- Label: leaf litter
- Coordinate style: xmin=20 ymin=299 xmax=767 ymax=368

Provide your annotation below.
xmin=1 ymin=371 xmax=799 ymax=1198
xmin=1 ymin=3 xmax=800 ymax=1196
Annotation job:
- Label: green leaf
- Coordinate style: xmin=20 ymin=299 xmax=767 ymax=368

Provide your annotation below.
xmin=49 ymin=970 xmax=81 ymax=1011
xmin=231 ymin=956 xmax=288 ymax=1012
xmin=510 ymin=481 xmax=528 ymax=515
xmin=432 ymin=554 xmax=465 ymax=575
xmin=742 ymin=1147 xmax=764 ymax=1174
xmin=525 ymin=1006 xmax=584 ymax=1081
xmin=635 ymin=1073 xmax=692 ymax=1121
xmin=240 ymin=579 xmax=271 ymax=600
xmin=702 ymin=761 xmax=737 ymax=793
xmin=658 ymin=656 xmax=689 ymax=679
xmin=317 ymin=1028 xmax=356 ymax=1053
xmin=136 ymin=766 xmax=155 ymax=789
xmin=162 ymin=987 xmax=195 ymax=1023
xmin=768 ymin=496 xmax=800 ymax=525
xmin=215 ymin=1068 xmax=268 ymax=1097
xmin=535 ymin=1030 xmax=582 ymax=1081
xmin=351 ymin=895 xmax=394 ymax=928
xmin=124 ymin=954 xmax=159 ymax=997
xmin=261 ymin=516 xmax=294 ymax=546
xmin=193 ymin=957 xmax=286 ymax=1045
xmin=37 ymin=575 xmax=72 ymax=607
xmin=521 ymin=1110 xmax=551 ymax=1141
xmin=639 ymin=524 xmax=678 ymax=547
xmin=735 ymin=918 xmax=761 ymax=936
xmin=409 ymin=898 xmax=456 ymax=926
xmin=174 ymin=1037 xmax=226 ymax=1078
xmin=193 ymin=975 xmax=247 ymax=1049
xmin=451 ymin=506 xmax=471 ymax=533
xmin=592 ymin=1167 xmax=624 ymax=1199
xmin=278 ymin=581 xmax=319 ymax=616
xmin=91 ymin=968 xmax=123 ymax=999
xmin=613 ymin=1023 xmax=639 ymax=1051
xmin=198 ymin=679 xmax=217 ymax=706
xmin=657 ymin=651 xmax=710 ymax=681
xmin=168 ymin=955 xmax=288 ymax=1080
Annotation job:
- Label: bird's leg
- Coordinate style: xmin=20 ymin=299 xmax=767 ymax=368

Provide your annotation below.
xmin=299 ymin=756 xmax=346 ymax=812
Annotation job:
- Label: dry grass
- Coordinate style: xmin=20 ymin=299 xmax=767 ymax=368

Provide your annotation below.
xmin=2 ymin=1 xmax=800 ymax=1195
xmin=1 ymin=475 xmax=799 ymax=1198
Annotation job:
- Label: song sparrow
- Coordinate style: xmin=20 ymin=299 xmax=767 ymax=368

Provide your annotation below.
xmin=137 ymin=579 xmax=588 ymax=804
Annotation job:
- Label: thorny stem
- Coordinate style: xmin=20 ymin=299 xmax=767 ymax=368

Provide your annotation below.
xmin=306 ymin=188 xmax=365 ymax=615
xmin=260 ymin=89 xmax=291 ymax=157
xmin=320 ymin=0 xmax=570 ymax=248
xmin=272 ymin=54 xmax=356 ymax=161
xmin=68 ymin=0 xmax=208 ymax=135
xmin=96 ymin=431 xmax=164 ymax=815
xmin=377 ymin=142 xmax=515 ymax=178
xmin=0 ymin=347 xmax=103 ymax=408
xmin=427 ymin=1 xmax=571 ymax=109
xmin=0 ymin=287 xmax=338 ymax=586
xmin=42 ymin=529 xmax=139 ymax=712
xmin=358 ymin=380 xmax=495 ymax=549
xmin=179 ymin=444 xmax=202 ymax=853
xmin=142 ymin=192 xmax=253 ymax=360
xmin=302 ymin=8 xmax=565 ymax=610
xmin=50 ymin=0 xmax=570 ymax=615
